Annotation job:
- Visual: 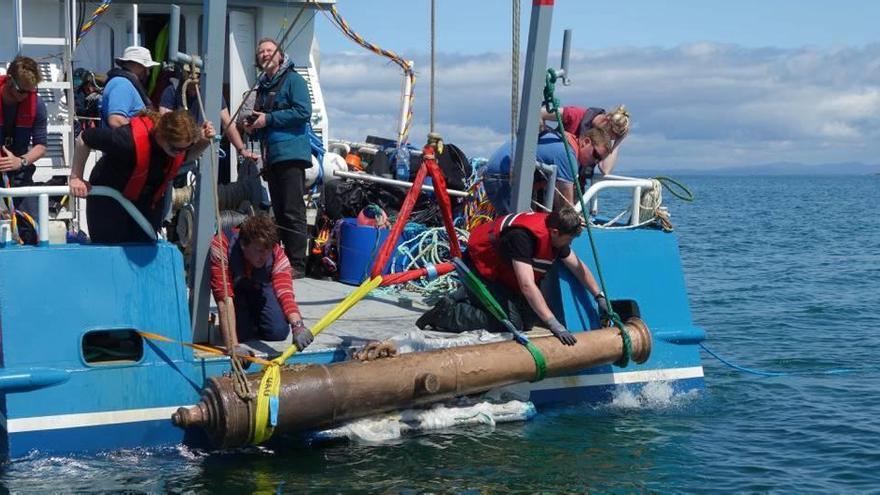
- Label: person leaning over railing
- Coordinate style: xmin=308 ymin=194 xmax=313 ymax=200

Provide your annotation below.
xmin=416 ymin=207 xmax=609 ymax=345
xmin=540 ymin=104 xmax=630 ymax=175
xmin=482 ymin=127 xmax=610 ymax=215
xmin=0 ymin=56 xmax=48 ymax=217
xmin=69 ymin=109 xmax=215 ymax=243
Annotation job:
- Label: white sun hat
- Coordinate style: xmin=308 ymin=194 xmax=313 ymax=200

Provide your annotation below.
xmin=114 ymin=46 xmax=160 ymax=68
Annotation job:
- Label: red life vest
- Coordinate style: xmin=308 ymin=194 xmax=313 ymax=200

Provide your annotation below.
xmin=0 ymin=74 xmax=38 ymax=152
xmin=123 ymin=115 xmax=186 ymax=208
xmin=468 ymin=212 xmax=557 ymax=290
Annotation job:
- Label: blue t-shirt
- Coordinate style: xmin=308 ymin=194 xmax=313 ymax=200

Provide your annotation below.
xmin=101 ymin=77 xmax=145 ymax=125
xmin=485 ymin=132 xmax=578 ymax=183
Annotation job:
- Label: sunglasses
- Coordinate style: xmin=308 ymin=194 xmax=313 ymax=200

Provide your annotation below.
xmin=9 ymin=77 xmax=36 ymax=95
xmin=592 ymin=147 xmax=606 ymax=163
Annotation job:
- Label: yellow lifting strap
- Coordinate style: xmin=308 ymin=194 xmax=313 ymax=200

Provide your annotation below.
xmin=137 ymin=331 xmax=274 ymax=367
xmin=251 ymin=275 xmax=383 ymax=445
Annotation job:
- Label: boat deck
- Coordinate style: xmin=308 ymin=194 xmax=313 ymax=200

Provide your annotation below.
xmin=231 ymin=277 xmax=524 ymax=360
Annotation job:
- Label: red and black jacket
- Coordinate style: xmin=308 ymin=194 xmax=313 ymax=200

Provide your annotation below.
xmin=468 ymin=212 xmax=557 ymax=291
xmin=123 ymin=115 xmax=186 ymax=208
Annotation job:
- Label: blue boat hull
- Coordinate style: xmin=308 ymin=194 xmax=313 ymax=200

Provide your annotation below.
xmin=0 ymin=226 xmax=704 ymax=459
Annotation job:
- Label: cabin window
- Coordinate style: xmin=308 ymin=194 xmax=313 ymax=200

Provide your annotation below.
xmin=82 ymin=329 xmax=144 ymax=365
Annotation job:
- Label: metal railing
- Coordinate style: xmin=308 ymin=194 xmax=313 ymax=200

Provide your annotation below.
xmin=574 ymin=174 xmax=657 ymax=227
xmin=0 ymin=186 xmax=156 ymax=244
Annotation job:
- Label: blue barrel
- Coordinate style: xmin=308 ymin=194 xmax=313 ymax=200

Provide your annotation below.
xmin=338 ymin=218 xmax=392 ymax=286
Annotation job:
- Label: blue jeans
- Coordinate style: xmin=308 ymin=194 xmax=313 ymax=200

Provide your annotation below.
xmin=234 ymin=281 xmax=290 ymax=342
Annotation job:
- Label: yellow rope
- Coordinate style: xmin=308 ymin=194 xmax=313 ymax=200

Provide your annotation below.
xmin=250 ymin=275 xmax=383 ymax=444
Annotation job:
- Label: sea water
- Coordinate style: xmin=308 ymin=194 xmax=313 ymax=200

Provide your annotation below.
xmin=1 ymin=175 xmax=878 ymax=493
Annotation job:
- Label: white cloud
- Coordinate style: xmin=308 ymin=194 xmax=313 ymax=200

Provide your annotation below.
xmin=318 ymin=44 xmax=880 ymax=169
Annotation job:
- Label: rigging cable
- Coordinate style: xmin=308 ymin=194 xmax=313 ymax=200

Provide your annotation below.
xmin=699 ymin=343 xmax=856 ymax=377
xmin=318 ymin=4 xmax=416 ymax=146
xmin=429 ymin=0 xmax=436 ymax=133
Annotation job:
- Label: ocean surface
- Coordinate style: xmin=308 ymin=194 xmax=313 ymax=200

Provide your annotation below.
xmin=2 ymin=175 xmax=879 ymax=493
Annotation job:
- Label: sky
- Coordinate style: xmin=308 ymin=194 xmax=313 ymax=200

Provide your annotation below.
xmin=311 ymin=1 xmax=880 ymax=170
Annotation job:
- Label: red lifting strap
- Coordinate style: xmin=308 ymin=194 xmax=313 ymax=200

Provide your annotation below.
xmin=369 ymin=144 xmax=464 ymax=279
xmin=123 ymin=116 xmax=187 ymax=207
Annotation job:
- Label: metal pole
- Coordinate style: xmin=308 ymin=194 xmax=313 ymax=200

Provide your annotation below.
xmin=510 ymin=0 xmax=555 ymax=213
xmin=559 ymin=29 xmax=571 ymax=85
xmin=13 ymin=0 xmax=23 ymax=53
xmin=398 ymin=61 xmax=413 ymax=146
xmin=38 ymin=194 xmax=49 ymax=244
xmin=189 ymin=0 xmax=226 ymax=341
xmin=429 ymin=0 xmax=436 ymax=133
xmin=333 ymin=170 xmax=469 ymax=198
xmin=131 ymin=4 xmax=138 ymax=45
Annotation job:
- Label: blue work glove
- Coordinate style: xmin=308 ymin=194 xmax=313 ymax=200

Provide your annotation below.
xmin=547 ymin=317 xmax=577 ymax=346
xmin=291 ymin=321 xmax=313 ymax=351
xmin=595 ymin=291 xmax=609 ymax=319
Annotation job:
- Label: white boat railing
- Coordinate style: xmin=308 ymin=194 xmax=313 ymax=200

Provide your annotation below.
xmin=574 ymin=174 xmax=657 ymax=227
xmin=0 ymin=185 xmax=156 ymax=243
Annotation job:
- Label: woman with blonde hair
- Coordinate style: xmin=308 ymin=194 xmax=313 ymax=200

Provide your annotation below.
xmin=69 ymin=109 xmax=215 ymax=242
xmin=541 ymin=104 xmax=630 ymax=175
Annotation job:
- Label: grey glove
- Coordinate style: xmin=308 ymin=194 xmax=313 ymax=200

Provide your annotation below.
xmin=547 ymin=317 xmax=577 ymax=346
xmin=292 ymin=321 xmax=313 ymax=351
xmin=595 ymin=292 xmax=609 ymax=318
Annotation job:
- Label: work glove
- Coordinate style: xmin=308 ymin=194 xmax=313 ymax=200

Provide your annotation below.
xmin=547 ymin=317 xmax=577 ymax=346
xmin=595 ymin=292 xmax=609 ymax=318
xmin=292 ymin=321 xmax=314 ymax=351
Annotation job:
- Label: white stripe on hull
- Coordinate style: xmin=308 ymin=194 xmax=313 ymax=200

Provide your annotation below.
xmin=527 ymin=366 xmax=705 ymax=391
xmin=7 ymin=405 xmax=190 ymax=433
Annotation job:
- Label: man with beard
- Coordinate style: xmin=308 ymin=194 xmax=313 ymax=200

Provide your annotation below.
xmin=243 ymin=38 xmax=312 ymax=278
xmin=101 ymin=46 xmax=158 ymax=128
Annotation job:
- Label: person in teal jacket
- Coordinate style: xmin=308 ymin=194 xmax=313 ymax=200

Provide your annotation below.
xmin=244 ymin=38 xmax=313 ymax=277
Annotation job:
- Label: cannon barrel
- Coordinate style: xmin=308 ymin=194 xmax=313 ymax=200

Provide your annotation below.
xmin=173 ymin=319 xmax=651 ymax=447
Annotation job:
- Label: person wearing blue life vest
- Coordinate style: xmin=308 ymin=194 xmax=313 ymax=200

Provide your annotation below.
xmin=244 ymin=38 xmax=313 ymax=278
xmin=482 ymin=127 xmax=610 ymax=216
xmin=101 ymin=46 xmax=159 ymax=128
xmin=0 ymin=56 xmax=48 ymax=217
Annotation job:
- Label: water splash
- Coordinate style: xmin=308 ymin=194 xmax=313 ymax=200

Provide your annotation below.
xmin=609 ymin=381 xmax=700 ymax=410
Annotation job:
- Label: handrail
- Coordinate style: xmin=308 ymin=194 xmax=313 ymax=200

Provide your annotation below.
xmin=0 ymin=185 xmax=157 ymax=243
xmin=333 ymin=170 xmax=469 ymax=198
xmin=574 ymin=175 xmax=656 ymax=226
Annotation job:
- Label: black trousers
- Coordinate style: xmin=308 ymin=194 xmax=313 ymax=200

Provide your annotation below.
xmin=266 ymin=160 xmax=309 ymax=272
xmin=436 ymin=275 xmax=539 ymax=333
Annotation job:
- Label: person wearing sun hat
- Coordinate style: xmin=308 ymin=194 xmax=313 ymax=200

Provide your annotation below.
xmin=101 ymin=46 xmax=160 ymax=128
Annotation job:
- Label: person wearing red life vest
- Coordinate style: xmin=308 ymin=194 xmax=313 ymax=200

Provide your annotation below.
xmin=69 ymin=109 xmax=215 ymax=243
xmin=417 ymin=207 xmax=609 ymax=345
xmin=1 ymin=56 xmax=48 ymax=217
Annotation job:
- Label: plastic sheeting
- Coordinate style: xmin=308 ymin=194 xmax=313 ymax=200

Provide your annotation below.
xmin=309 ymin=399 xmax=537 ymax=443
